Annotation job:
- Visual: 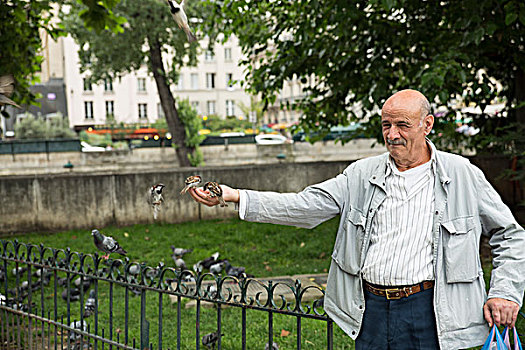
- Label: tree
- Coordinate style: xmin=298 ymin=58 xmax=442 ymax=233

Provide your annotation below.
xmin=0 ymin=0 xmax=124 ymax=117
xmin=62 ymin=0 xmax=204 ymax=166
xmin=201 ymin=0 xmax=525 ymax=152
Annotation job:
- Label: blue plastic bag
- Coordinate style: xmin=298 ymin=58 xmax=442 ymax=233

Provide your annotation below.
xmin=503 ymin=327 xmax=523 ymax=350
xmin=482 ymin=325 xmax=508 ymax=350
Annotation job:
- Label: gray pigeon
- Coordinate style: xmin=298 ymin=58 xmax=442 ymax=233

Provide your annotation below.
xmin=91 ymin=229 xmax=127 ymax=260
xmin=84 ymin=289 xmax=96 ymax=318
xmin=202 ymin=330 xmax=221 ymax=349
xmin=62 ymin=287 xmax=81 ymax=302
xmin=265 ymin=342 xmax=279 ymax=350
xmin=173 ymin=256 xmax=187 ymax=270
xmin=0 ymin=74 xmax=21 ymax=108
xmin=69 ymin=320 xmax=88 ymax=342
xmin=166 ymin=0 xmax=197 ymax=43
xmin=209 ymin=261 xmax=226 ymax=275
xmin=170 ymin=245 xmax=193 ymax=258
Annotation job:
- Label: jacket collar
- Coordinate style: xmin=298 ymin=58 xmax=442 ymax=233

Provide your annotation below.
xmin=369 ymin=138 xmax=451 ymax=188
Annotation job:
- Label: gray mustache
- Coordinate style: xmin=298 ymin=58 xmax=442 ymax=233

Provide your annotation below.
xmin=387 ymin=139 xmax=406 ymax=145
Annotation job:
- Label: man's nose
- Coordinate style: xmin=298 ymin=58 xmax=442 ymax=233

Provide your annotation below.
xmin=387 ymin=125 xmax=400 ymax=139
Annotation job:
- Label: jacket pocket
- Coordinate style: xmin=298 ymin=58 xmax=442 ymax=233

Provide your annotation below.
xmin=332 ymin=207 xmax=365 ymax=275
xmin=441 ymin=216 xmax=480 ymax=283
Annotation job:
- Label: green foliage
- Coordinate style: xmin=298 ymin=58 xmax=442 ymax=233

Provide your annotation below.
xmin=14 ymin=113 xmax=76 ymax=139
xmin=177 ymin=98 xmax=206 ymax=166
xmin=201 ymin=0 xmax=525 ymax=150
xmin=203 ymin=115 xmax=252 ymax=132
xmin=79 ymin=130 xmax=112 ymax=147
xmin=61 ymin=0 xmax=199 ymax=87
xmin=0 ymin=0 xmax=124 ymax=116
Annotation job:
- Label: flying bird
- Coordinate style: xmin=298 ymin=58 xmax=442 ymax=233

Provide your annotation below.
xmin=91 ymin=229 xmax=127 ymax=260
xmin=0 ymin=74 xmax=21 ymax=108
xmin=166 ymin=0 xmax=197 ymax=43
xmin=148 ymin=183 xmax=165 ymax=220
xmin=180 ymin=175 xmax=202 ymax=194
xmin=203 ymin=182 xmax=227 ymax=207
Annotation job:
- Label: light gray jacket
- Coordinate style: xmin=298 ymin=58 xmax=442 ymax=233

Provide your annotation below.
xmin=242 ymin=140 xmax=525 ymax=349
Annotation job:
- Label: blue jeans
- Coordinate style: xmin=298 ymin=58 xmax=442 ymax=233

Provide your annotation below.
xmin=355 ymin=286 xmax=440 ymax=350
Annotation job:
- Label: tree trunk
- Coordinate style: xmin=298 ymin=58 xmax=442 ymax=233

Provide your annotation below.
xmin=148 ymin=37 xmax=192 ymax=167
xmin=515 ymin=68 xmax=525 ymax=125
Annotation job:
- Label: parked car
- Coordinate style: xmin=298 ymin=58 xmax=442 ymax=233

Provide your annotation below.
xmin=255 ymin=134 xmax=292 ymax=145
xmin=81 ymin=141 xmax=105 ymax=152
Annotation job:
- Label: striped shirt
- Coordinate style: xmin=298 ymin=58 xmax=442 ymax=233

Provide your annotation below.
xmin=362 ymin=154 xmax=436 ymax=286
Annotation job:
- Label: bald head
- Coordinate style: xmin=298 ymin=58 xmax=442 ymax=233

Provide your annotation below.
xmin=382 ymin=89 xmax=431 ymax=121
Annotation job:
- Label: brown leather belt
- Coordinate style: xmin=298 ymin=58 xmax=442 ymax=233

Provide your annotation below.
xmin=364 ymin=280 xmax=435 ymax=300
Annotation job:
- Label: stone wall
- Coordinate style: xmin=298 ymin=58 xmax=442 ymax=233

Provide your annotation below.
xmin=0 ymin=153 xmax=522 ymax=234
xmin=0 ymin=161 xmax=351 ymax=234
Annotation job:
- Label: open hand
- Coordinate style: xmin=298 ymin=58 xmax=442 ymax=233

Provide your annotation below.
xmin=188 ymin=184 xmax=239 ymax=207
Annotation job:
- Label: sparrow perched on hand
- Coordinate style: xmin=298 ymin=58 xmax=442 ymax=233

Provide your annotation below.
xmin=0 ymin=74 xmax=21 ymax=108
xmin=91 ymin=229 xmax=127 ymax=260
xmin=203 ymin=181 xmax=227 ymax=207
xmin=180 ymin=175 xmax=202 ymax=194
xmin=166 ymin=0 xmax=197 ymax=43
xmin=148 ymin=183 xmax=165 ymax=220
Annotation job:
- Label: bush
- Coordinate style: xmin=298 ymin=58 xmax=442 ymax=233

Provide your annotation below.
xmin=14 ymin=112 xmax=76 ymax=139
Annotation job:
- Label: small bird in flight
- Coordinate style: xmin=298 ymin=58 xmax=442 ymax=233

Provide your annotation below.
xmin=0 ymin=75 xmax=21 ymax=108
xmin=203 ymin=181 xmax=227 ymax=207
xmin=148 ymin=183 xmax=165 ymax=220
xmin=166 ymin=0 xmax=197 ymax=43
xmin=181 ymin=175 xmax=202 ymax=194
xmin=91 ymin=229 xmax=127 ymax=260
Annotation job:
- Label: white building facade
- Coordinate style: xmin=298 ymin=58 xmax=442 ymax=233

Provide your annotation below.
xmin=40 ymin=34 xmax=252 ymax=130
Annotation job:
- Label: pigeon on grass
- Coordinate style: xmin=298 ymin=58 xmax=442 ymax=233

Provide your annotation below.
xmin=202 ymin=330 xmax=222 ymax=349
xmin=91 ymin=229 xmax=127 ymax=260
xmin=170 ymin=245 xmax=193 ymax=258
xmin=83 ymin=289 xmax=96 ymax=318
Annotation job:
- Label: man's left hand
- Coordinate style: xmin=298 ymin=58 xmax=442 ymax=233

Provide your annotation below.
xmin=483 ymin=298 xmax=520 ymax=328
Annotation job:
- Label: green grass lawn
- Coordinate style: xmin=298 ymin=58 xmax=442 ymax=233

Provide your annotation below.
xmin=1 ymin=218 xmax=523 ymax=349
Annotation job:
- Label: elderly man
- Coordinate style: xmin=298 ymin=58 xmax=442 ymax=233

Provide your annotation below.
xmin=189 ymin=89 xmax=525 ymax=349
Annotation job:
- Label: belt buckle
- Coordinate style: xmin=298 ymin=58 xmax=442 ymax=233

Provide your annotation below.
xmin=385 ymin=288 xmax=402 ymax=300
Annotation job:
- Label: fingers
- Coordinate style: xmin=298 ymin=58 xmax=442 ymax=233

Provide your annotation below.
xmin=188 ymin=187 xmax=219 ymax=207
xmin=483 ymin=303 xmax=494 ymax=327
xmin=484 ymin=298 xmax=520 ymax=328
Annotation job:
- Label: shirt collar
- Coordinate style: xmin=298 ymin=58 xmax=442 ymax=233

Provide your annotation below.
xmin=385 ymin=140 xmax=436 ymax=177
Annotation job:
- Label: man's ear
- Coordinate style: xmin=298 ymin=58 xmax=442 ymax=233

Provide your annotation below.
xmin=424 ymin=114 xmax=434 ymax=135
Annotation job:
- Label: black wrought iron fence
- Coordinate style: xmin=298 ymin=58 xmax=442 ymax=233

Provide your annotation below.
xmin=0 ymin=240 xmax=332 ymax=350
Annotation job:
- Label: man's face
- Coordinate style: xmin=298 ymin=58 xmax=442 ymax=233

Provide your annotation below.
xmin=381 ymin=106 xmax=431 ymax=164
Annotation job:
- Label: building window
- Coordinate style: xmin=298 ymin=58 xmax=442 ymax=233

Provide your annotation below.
xmin=137 ymin=78 xmax=146 ymax=92
xmin=104 ymin=78 xmax=113 ymax=91
xmin=226 ymin=73 xmax=233 ymax=89
xmin=205 ymin=49 xmax=215 ymax=62
xmin=105 ymin=101 xmax=114 ymax=117
xmin=206 ymin=73 xmax=216 ymax=89
xmin=84 ymin=101 xmax=93 ymax=119
xmin=176 ymin=74 xmax=184 ymax=90
xmin=157 ymin=103 xmax=165 ymax=118
xmin=207 ymin=100 xmax=216 ymax=115
xmin=83 ymin=78 xmax=92 ymax=91
xmin=138 ymin=103 xmax=148 ymax=119
xmin=191 ymin=73 xmax=199 ymax=90
xmin=226 ymin=100 xmax=235 ymax=116
xmin=191 ymin=101 xmax=200 ymax=114
xmin=224 ymin=48 xmax=232 ymax=62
